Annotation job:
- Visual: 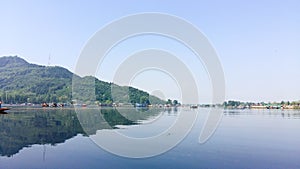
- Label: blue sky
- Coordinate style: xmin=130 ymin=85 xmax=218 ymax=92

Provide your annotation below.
xmin=1 ymin=0 xmax=300 ymax=103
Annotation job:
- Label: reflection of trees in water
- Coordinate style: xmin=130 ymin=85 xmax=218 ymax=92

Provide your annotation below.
xmin=0 ymin=109 xmax=84 ymax=157
xmin=77 ymin=108 xmax=163 ymax=135
xmin=163 ymin=107 xmax=178 ymax=116
xmin=280 ymin=111 xmax=300 ymax=119
xmin=223 ymin=109 xmax=300 ymax=119
xmin=0 ymin=108 xmax=163 ymax=157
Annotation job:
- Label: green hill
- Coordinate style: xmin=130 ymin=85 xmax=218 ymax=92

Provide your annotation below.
xmin=0 ymin=56 xmax=164 ymax=105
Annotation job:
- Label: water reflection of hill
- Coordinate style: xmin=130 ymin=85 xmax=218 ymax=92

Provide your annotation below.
xmin=0 ymin=109 xmax=84 ymax=157
xmin=77 ymin=108 xmax=162 ymax=135
xmin=0 ymin=108 xmax=162 ymax=157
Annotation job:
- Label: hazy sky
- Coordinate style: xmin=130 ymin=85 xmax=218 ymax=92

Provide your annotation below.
xmin=1 ymin=0 xmax=299 ymax=103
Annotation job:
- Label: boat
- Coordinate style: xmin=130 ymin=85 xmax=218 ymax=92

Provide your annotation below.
xmin=42 ymin=103 xmax=49 ymax=107
xmin=190 ymin=105 xmax=198 ymax=109
xmin=0 ymin=107 xmax=10 ymax=112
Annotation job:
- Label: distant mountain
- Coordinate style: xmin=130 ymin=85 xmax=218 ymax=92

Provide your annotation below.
xmin=0 ymin=56 xmax=164 ymax=105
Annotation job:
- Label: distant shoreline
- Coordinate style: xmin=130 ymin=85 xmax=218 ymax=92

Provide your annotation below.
xmin=2 ymin=103 xmax=300 ymax=111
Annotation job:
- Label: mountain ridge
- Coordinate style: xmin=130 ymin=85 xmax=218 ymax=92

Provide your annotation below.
xmin=0 ymin=56 xmax=164 ymax=105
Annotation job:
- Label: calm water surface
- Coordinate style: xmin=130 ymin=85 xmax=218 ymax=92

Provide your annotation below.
xmin=0 ymin=108 xmax=300 ymax=169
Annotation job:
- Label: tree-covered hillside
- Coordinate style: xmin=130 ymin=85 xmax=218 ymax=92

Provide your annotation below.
xmin=0 ymin=56 xmax=164 ymax=105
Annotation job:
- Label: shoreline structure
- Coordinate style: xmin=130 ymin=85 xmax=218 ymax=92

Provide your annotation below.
xmin=2 ymin=100 xmax=300 ymax=110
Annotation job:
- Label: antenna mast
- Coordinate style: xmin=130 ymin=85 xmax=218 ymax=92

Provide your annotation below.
xmin=48 ymin=53 xmax=51 ymax=66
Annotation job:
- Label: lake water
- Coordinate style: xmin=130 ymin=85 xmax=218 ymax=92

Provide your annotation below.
xmin=1 ymin=107 xmax=300 ymax=169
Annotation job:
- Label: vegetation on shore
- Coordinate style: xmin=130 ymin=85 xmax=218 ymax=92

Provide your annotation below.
xmin=223 ymin=100 xmax=300 ymax=109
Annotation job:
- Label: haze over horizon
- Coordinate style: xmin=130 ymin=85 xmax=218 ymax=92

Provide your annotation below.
xmin=1 ymin=1 xmax=299 ymax=103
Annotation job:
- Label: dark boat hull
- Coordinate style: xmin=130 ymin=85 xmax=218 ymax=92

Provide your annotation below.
xmin=0 ymin=108 xmax=10 ymax=112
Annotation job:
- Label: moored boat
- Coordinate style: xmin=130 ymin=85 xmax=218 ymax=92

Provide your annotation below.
xmin=0 ymin=107 xmax=10 ymax=112
xmin=190 ymin=105 xmax=198 ymax=109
